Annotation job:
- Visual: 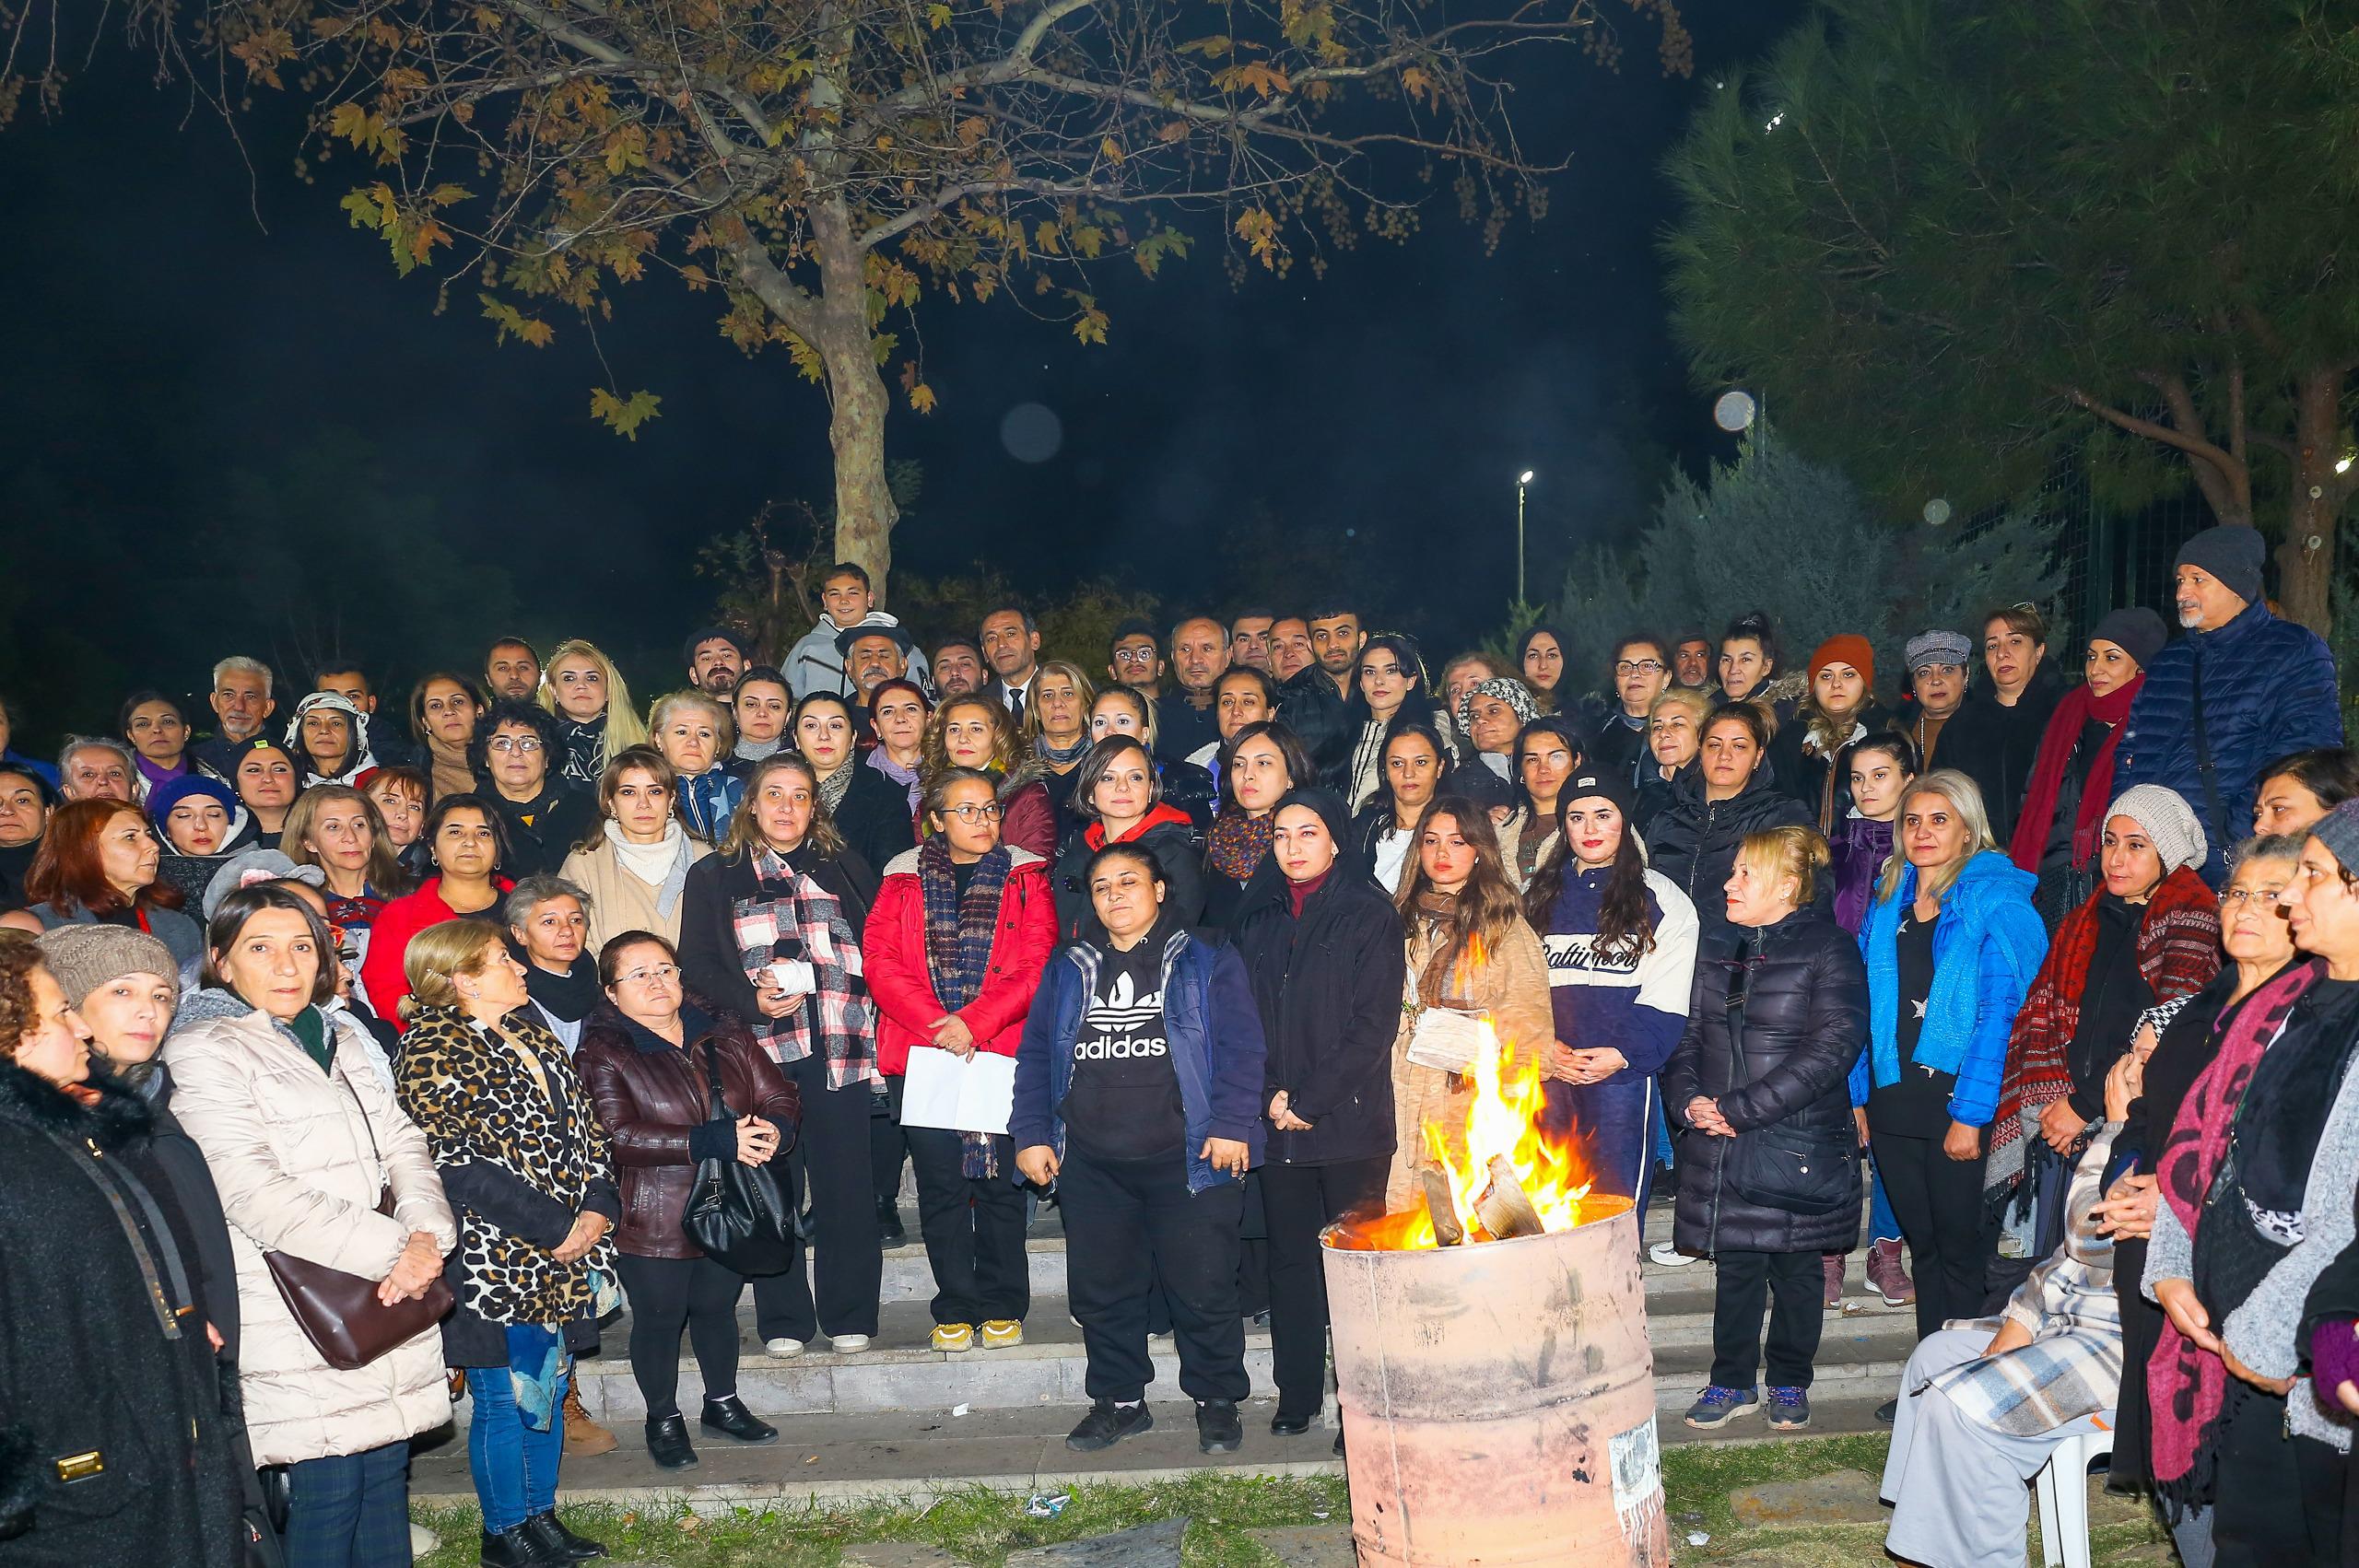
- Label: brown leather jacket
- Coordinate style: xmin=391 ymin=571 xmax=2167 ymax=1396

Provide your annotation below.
xmin=574 ymin=996 xmax=801 ymax=1259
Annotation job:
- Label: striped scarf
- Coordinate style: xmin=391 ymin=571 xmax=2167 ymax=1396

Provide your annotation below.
xmin=920 ymin=839 xmax=1012 ymax=1177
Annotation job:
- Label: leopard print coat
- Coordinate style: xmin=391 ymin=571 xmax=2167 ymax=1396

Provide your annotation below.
xmin=394 ymin=1003 xmax=616 ymax=1330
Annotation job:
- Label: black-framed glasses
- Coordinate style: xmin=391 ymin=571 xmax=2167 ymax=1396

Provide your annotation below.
xmin=1614 ymin=660 xmax=1666 ymax=676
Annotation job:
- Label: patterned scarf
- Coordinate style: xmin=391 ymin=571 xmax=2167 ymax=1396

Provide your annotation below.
xmin=1985 ymin=869 xmax=2222 ymax=1204
xmin=731 ymin=848 xmax=877 ymax=1089
xmin=2147 ymin=958 xmax=2319 ymax=1493
xmin=1037 ymin=732 xmax=1091 ymax=768
xmin=919 ymin=838 xmax=1012 ymax=1176
xmin=817 ymin=755 xmax=857 ymax=815
xmin=558 ymin=714 xmax=606 ymax=788
xmin=1207 ymin=809 xmax=1275 ymax=882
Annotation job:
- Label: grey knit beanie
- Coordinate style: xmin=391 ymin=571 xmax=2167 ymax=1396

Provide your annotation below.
xmin=2311 ymin=799 xmax=2359 ymax=879
xmin=2104 ymin=784 xmax=2207 ymax=877
xmin=2174 ymin=524 xmax=2266 ymax=606
xmin=2087 ymin=607 xmax=2168 ymax=671
xmin=34 ymin=925 xmax=179 ymax=1008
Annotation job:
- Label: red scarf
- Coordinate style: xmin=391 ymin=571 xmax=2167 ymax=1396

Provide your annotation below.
xmin=2008 ymin=673 xmax=2143 ymax=872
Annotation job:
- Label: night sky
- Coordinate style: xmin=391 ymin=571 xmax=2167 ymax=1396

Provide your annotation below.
xmin=0 ymin=0 xmax=1802 ymax=745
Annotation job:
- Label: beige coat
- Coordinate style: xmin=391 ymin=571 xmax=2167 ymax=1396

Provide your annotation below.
xmin=163 ymin=1004 xmax=458 ymax=1466
xmin=1383 ymin=911 xmax=1555 ymax=1211
xmin=560 ymin=835 xmax=713 ymax=953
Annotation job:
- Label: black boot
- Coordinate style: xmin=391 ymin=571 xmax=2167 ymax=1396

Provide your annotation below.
xmin=699 ymin=1393 xmax=779 ymax=1445
xmin=876 ymin=1195 xmax=907 ymax=1245
xmin=479 ymin=1523 xmax=552 ymax=1566
xmin=644 ymin=1412 xmax=698 ymax=1469
xmin=523 ymin=1511 xmax=608 ymax=1561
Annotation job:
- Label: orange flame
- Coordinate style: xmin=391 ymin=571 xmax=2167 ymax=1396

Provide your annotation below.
xmin=1332 ymin=1015 xmax=1616 ymax=1251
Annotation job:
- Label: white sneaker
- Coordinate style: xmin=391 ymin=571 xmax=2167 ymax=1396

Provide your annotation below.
xmin=765 ymin=1337 xmax=806 ymax=1359
xmin=829 ymin=1333 xmax=872 ymax=1353
xmin=409 ymin=1521 xmax=440 ymax=1557
xmin=1649 ymin=1241 xmax=1699 ymax=1267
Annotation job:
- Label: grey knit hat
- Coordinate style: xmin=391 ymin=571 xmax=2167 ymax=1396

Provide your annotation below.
xmin=2311 ymin=799 xmax=2359 ymax=878
xmin=203 ymin=848 xmax=327 ymax=920
xmin=2175 ymin=524 xmax=2266 ymax=606
xmin=1906 ymin=630 xmax=1973 ymax=673
xmin=2104 ymin=784 xmax=2207 ymax=877
xmin=34 ymin=925 xmax=179 ymax=1007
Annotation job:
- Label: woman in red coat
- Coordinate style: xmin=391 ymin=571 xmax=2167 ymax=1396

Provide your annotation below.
xmin=863 ymin=766 xmax=1057 ymax=1352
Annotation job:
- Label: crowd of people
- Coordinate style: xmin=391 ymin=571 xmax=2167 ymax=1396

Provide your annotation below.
xmin=4 ymin=521 xmax=2359 ymax=1568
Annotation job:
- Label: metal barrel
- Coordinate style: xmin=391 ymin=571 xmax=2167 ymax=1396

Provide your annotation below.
xmin=1321 ymin=1200 xmax=1668 ymax=1567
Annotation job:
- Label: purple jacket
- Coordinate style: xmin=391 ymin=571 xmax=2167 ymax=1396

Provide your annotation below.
xmin=1828 ymin=813 xmax=1893 ymax=937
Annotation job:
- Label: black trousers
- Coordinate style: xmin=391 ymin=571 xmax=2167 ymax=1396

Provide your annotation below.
xmin=870 ymin=1081 xmax=909 ymax=1211
xmin=1060 ymin=1147 xmax=1248 ymax=1403
xmin=2211 ymin=1390 xmax=2346 ymax=1568
xmin=753 ymin=1053 xmax=884 ymax=1340
xmin=1262 ymin=1154 xmax=1390 ymax=1422
xmin=1708 ymin=1249 xmax=1824 ymax=1389
xmin=1872 ymin=1127 xmax=1991 ymax=1342
xmin=614 ymin=1253 xmax=744 ymax=1419
xmin=891 ymin=1077 xmax=1029 ymax=1326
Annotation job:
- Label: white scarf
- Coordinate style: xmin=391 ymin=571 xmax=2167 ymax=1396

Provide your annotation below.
xmin=604 ymin=817 xmax=694 ymax=917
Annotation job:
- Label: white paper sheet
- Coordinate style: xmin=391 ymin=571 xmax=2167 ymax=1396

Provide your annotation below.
xmin=1403 ymin=1008 xmax=1491 ymax=1074
xmin=897 ymin=1045 xmax=1016 ymax=1135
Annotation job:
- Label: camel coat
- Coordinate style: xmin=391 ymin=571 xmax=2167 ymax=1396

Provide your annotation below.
xmin=1383 ymin=910 xmax=1555 ymax=1211
xmin=560 ymin=833 xmax=713 ymax=952
xmin=163 ymin=1000 xmax=458 ymax=1466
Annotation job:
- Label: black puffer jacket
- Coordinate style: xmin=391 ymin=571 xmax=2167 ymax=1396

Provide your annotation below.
xmin=1646 ymin=766 xmax=1814 ymax=942
xmin=1662 ymin=905 xmax=1867 ymax=1256
xmin=1234 ymin=868 xmax=1407 ymax=1167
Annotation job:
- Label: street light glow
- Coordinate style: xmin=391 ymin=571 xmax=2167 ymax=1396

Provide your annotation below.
xmin=1518 ymin=470 xmax=1534 ymax=485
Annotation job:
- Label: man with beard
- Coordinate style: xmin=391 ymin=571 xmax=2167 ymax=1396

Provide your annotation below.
xmin=192 ymin=655 xmax=276 ymax=778
xmin=1672 ymin=631 xmax=1717 ymax=695
xmin=839 ymin=620 xmax=916 ymax=714
xmin=786 ymin=562 xmax=933 ymax=697
xmin=2117 ymin=523 xmax=2342 ymax=883
xmin=483 ymin=637 xmax=542 ymax=702
xmin=685 ymin=626 xmax=750 ymax=697
xmin=931 ymin=636 xmax=987 ymax=700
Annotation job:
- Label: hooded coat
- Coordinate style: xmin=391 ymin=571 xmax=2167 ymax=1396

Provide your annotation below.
xmin=1049 ymin=803 xmax=1206 ymax=939
xmin=863 ymin=846 xmax=1058 ymax=1077
xmin=1662 ymin=903 xmax=1869 ymax=1256
xmin=0 ymin=1062 xmax=243 ymax=1568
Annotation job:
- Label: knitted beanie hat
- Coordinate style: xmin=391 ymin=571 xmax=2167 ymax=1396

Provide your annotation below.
xmin=2311 ymin=799 xmax=2359 ymax=880
xmin=1809 ymin=634 xmax=1876 ymax=690
xmin=2104 ymin=784 xmax=2208 ymax=877
xmin=2174 ymin=524 xmax=2266 ymax=606
xmin=2087 ymin=607 xmax=2169 ymax=671
xmin=34 ymin=924 xmax=179 ymax=1007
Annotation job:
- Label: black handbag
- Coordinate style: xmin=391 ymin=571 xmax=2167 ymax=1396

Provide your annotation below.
xmin=681 ymin=1037 xmax=797 ymax=1276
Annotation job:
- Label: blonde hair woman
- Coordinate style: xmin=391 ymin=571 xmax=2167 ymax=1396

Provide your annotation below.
xmin=1663 ymin=825 xmax=1867 ymax=1432
xmin=1853 ymin=769 xmax=2048 ymax=1345
xmin=393 ymin=919 xmax=616 ymax=1564
xmin=538 ymin=638 xmax=649 ymax=790
xmin=921 ymin=696 xmax=1057 ymax=858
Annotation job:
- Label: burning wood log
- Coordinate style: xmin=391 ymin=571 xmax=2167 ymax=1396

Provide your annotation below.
xmin=1474 ymin=1153 xmax=1546 ymax=1240
xmin=1421 ymin=1170 xmax=1464 ymax=1246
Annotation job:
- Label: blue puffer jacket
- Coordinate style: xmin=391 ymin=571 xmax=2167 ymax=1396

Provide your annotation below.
xmin=1853 ymin=851 xmax=2048 ymax=1127
xmin=1011 ymin=928 xmax=1268 ymax=1192
xmin=2114 ymin=600 xmax=2341 ymax=881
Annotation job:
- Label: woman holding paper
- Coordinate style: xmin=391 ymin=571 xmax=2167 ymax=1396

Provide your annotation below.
xmin=677 ymin=754 xmax=885 ymax=1359
xmin=1380 ymin=794 xmax=1554 ymax=1211
xmin=864 ymin=768 xmax=1057 ymax=1352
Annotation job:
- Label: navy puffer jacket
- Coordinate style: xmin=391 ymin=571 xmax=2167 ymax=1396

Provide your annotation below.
xmin=1662 ymin=905 xmax=1868 ymax=1257
xmin=2114 ymin=601 xmax=2341 ymax=881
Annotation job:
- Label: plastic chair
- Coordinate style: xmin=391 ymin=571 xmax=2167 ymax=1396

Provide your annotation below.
xmin=2033 ymin=1419 xmax=2115 ymax=1568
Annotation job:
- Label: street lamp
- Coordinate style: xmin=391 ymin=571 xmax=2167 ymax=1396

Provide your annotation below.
xmin=1516 ymin=470 xmax=1535 ymax=603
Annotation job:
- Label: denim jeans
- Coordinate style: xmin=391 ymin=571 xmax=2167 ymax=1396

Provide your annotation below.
xmin=465 ymin=1364 xmax=566 ymax=1533
xmin=284 ymin=1441 xmax=414 ymax=1568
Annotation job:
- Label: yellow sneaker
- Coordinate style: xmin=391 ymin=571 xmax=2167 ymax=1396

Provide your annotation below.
xmin=931 ymin=1322 xmax=975 ymax=1353
xmin=980 ymin=1319 xmax=1025 ymax=1349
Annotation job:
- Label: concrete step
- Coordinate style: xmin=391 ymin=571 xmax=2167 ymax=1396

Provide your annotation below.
xmin=412 ymin=1387 xmax=1899 ymax=1512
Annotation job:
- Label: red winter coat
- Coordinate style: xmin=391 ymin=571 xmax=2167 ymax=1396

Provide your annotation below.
xmin=863 ymin=847 xmax=1058 ymax=1076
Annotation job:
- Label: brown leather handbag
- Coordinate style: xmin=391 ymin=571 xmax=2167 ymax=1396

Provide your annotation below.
xmin=263 ymin=1077 xmax=452 ymax=1370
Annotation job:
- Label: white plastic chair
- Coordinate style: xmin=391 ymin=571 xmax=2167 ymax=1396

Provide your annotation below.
xmin=2033 ymin=1419 xmax=2115 ymax=1568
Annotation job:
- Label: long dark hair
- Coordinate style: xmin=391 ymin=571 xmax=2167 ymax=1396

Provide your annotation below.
xmin=1523 ymin=790 xmax=1656 ymax=964
xmin=1393 ymin=796 xmax=1529 ymax=1008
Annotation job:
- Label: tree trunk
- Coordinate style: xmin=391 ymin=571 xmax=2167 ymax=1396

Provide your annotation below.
xmin=809 ymin=199 xmax=898 ymax=596
xmin=2276 ymin=369 xmax=2348 ymax=636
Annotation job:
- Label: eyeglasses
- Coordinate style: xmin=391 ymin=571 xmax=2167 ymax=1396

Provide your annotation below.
xmin=1113 ymin=648 xmax=1160 ymax=664
xmin=617 ymin=963 xmax=680 ymax=985
xmin=487 ymin=736 xmax=545 ymax=754
xmin=2220 ymin=886 xmax=2287 ymax=908
xmin=943 ymin=802 xmax=1003 ymax=824
xmin=1614 ymin=660 xmax=1666 ymax=676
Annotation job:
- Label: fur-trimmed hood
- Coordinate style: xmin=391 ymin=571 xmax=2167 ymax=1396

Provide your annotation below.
xmin=0 ymin=1059 xmax=151 ymax=1151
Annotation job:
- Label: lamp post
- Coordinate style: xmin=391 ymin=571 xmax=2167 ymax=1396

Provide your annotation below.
xmin=1516 ymin=470 xmax=1534 ymax=604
